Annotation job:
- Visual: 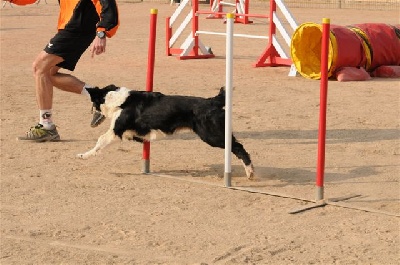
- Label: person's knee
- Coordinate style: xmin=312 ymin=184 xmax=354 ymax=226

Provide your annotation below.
xmin=32 ymin=52 xmax=61 ymax=78
xmin=32 ymin=55 xmax=46 ymax=77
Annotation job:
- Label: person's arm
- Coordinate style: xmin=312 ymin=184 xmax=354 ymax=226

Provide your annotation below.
xmin=94 ymin=0 xmax=119 ymax=38
xmin=90 ymin=0 xmax=119 ymax=57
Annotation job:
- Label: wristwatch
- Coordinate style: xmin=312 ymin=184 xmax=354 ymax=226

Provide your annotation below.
xmin=96 ymin=31 xmax=106 ymax=39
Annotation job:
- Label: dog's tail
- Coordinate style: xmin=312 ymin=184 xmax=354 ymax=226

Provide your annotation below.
xmin=209 ymin=86 xmax=225 ymax=108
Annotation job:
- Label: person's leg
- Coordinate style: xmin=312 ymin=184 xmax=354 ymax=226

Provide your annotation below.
xmin=18 ymin=29 xmax=101 ymax=141
xmin=48 ymin=66 xmax=105 ymax=126
xmin=33 ymin=51 xmax=94 ymax=126
xmin=45 ymin=30 xmax=105 ymax=127
xmin=48 ymin=67 xmax=105 ymax=127
xmin=17 ymin=51 xmax=63 ymax=141
xmin=49 ymin=66 xmax=86 ymax=94
xmin=32 ymin=51 xmax=63 ymax=111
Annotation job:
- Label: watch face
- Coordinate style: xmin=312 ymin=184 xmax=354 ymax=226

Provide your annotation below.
xmin=97 ymin=31 xmax=105 ymax=38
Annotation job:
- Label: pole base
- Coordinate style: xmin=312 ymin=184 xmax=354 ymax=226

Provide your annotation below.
xmin=316 ymin=186 xmax=324 ymax=201
xmin=224 ymin=172 xmax=231 ymax=187
xmin=142 ymin=159 xmax=150 ymax=174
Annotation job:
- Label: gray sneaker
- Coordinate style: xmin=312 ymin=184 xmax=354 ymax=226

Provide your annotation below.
xmin=91 ymin=104 xmax=106 ymax=127
xmin=17 ymin=124 xmax=60 ymax=142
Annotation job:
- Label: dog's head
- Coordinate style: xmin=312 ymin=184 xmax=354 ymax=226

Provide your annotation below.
xmin=86 ymin=84 xmax=120 ymax=111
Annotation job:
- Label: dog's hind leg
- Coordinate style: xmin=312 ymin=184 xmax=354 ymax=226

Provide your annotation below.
xmin=196 ymin=130 xmax=254 ymax=179
xmin=194 ymin=107 xmax=254 ymax=179
xmin=77 ymin=129 xmax=117 ymax=159
xmin=231 ymin=137 xmax=254 ymax=179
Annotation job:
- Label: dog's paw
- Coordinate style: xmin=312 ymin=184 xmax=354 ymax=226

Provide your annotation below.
xmin=246 ymin=164 xmax=255 ymax=180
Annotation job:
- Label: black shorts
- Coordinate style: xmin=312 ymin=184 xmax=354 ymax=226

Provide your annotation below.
xmin=44 ymin=30 xmax=95 ymax=71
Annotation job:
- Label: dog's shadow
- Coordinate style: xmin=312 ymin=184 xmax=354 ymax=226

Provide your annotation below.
xmin=110 ymin=164 xmax=310 ymax=185
xmin=110 ymin=162 xmax=387 ymax=190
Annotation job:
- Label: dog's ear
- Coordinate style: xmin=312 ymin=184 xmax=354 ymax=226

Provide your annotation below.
xmin=103 ymin=84 xmax=119 ymax=92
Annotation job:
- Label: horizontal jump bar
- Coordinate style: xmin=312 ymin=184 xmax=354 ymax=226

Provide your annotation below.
xmin=196 ymin=10 xmax=268 ymax=19
xmin=196 ymin=30 xmax=269 ymax=39
xmin=219 ymin=1 xmax=236 ymax=6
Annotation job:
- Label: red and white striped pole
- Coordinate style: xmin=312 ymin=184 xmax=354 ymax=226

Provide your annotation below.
xmin=316 ymin=18 xmax=330 ymax=200
xmin=142 ymin=9 xmax=158 ymax=173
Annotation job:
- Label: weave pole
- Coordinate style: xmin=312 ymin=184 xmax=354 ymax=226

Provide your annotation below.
xmin=290 ymin=18 xmax=361 ymax=214
xmin=142 ymin=9 xmax=158 ymax=174
xmin=315 ymin=18 xmax=330 ymax=200
xmin=224 ymin=13 xmax=234 ymax=187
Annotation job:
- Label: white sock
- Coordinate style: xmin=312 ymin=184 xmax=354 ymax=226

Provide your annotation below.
xmin=39 ymin=110 xmax=54 ymax=129
xmin=81 ymin=84 xmax=91 ymax=98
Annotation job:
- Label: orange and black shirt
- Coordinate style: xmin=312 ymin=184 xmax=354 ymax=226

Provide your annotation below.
xmin=13 ymin=0 xmax=119 ymax=37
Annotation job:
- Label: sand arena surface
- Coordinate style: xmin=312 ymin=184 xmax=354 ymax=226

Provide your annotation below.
xmin=1 ymin=1 xmax=399 ymax=264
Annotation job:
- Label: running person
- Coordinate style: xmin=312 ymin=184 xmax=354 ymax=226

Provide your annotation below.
xmin=10 ymin=0 xmax=119 ymax=142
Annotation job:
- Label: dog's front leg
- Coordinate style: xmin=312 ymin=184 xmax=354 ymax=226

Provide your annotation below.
xmin=77 ymin=129 xmax=116 ymax=159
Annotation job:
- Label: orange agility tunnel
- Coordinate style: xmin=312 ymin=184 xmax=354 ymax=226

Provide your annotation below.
xmin=290 ymin=22 xmax=400 ymax=80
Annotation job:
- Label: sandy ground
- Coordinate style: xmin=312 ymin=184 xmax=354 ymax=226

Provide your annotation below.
xmin=1 ymin=1 xmax=399 ymax=264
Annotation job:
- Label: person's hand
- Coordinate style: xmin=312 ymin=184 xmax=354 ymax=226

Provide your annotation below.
xmin=90 ymin=37 xmax=107 ymax=58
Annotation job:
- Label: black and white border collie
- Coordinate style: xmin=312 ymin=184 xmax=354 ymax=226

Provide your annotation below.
xmin=77 ymin=85 xmax=254 ymax=179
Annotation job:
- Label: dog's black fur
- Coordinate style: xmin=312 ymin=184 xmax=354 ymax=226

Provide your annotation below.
xmin=78 ymin=84 xmax=254 ymax=178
